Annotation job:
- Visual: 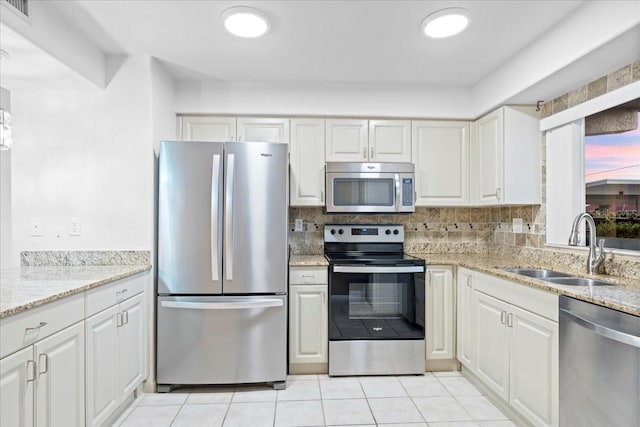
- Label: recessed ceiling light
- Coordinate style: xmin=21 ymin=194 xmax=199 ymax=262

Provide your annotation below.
xmin=221 ymin=7 xmax=270 ymax=38
xmin=421 ymin=8 xmax=469 ymax=39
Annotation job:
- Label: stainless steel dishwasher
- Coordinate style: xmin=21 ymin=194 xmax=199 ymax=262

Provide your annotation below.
xmin=559 ymin=296 xmax=640 ymax=426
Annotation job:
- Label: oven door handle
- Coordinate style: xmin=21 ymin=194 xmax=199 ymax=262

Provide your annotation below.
xmin=333 ymin=265 xmax=424 ymax=273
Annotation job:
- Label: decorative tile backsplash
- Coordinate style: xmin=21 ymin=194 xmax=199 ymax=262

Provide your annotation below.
xmin=289 ymin=206 xmax=545 ymax=255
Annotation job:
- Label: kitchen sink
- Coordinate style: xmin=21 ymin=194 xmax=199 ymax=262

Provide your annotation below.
xmin=544 ymin=277 xmax=616 ymax=286
xmin=501 ymin=268 xmax=573 ymax=279
xmin=502 ymin=268 xmax=616 ymax=286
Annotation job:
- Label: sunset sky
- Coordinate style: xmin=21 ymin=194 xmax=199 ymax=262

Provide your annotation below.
xmin=585 ymin=112 xmax=640 ymax=183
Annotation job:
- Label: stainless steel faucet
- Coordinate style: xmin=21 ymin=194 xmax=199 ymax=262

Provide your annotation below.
xmin=568 ymin=212 xmax=605 ymax=275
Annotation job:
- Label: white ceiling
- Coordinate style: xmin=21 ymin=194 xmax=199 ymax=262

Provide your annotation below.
xmin=61 ymin=0 xmax=586 ymax=87
xmin=1 ymin=0 xmax=638 ymax=112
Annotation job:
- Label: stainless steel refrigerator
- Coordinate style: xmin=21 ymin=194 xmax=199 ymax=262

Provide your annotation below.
xmin=156 ymin=140 xmax=288 ymax=391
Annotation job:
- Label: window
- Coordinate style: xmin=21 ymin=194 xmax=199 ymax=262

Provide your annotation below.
xmin=584 ymin=101 xmax=640 ymax=251
xmin=543 ymin=82 xmax=640 ymax=254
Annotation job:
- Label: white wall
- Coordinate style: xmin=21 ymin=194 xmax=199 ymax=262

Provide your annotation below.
xmin=175 ymin=80 xmax=474 ymax=119
xmin=9 ymin=55 xmax=155 ymax=266
xmin=0 ymin=87 xmax=11 ymax=269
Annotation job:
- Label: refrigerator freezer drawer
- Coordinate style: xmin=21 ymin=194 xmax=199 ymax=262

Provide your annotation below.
xmin=156 ymin=295 xmax=286 ymax=386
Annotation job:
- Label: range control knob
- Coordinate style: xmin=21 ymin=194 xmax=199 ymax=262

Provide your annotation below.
xmin=338 ymin=229 xmax=344 ymax=235
xmin=330 ymin=229 xmax=336 ymax=235
xmin=393 ymin=229 xmax=400 ymax=235
xmin=385 ymin=229 xmax=391 ymax=235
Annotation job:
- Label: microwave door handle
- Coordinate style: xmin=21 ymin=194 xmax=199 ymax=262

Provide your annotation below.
xmin=395 ymin=174 xmax=401 ymax=210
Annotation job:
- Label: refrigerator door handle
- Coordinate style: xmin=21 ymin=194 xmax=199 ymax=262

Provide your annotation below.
xmin=161 ymin=299 xmax=284 ymax=310
xmin=225 ymin=153 xmax=235 ymax=281
xmin=211 ymin=154 xmax=221 ymax=281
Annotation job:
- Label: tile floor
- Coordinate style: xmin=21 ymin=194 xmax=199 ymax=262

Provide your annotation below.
xmin=116 ymin=371 xmax=521 ymax=427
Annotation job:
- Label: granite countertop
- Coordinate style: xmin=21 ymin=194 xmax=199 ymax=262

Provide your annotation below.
xmin=0 ymin=264 xmax=151 ymax=319
xmin=411 ymin=253 xmax=640 ymax=317
xmin=289 ymin=255 xmax=329 ymax=266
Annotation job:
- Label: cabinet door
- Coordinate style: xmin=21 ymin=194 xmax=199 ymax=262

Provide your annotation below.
xmin=456 ymin=269 xmax=475 ymax=368
xmin=0 ymin=346 xmax=34 ymax=427
xmin=85 ymin=306 xmax=119 ymax=427
xmin=426 ymin=266 xmax=454 ymax=360
xmin=289 ymin=285 xmax=328 ymax=365
xmin=179 ymin=116 xmax=237 ymax=141
xmin=509 ymin=305 xmax=559 ymax=427
xmin=118 ymin=294 xmax=146 ymax=399
xmin=474 ymin=109 xmax=504 ymax=205
xmin=290 ymin=119 xmax=326 ymax=206
xmin=474 ymin=291 xmax=510 ymax=400
xmin=369 ymin=120 xmax=411 ymax=162
xmin=237 ymin=117 xmax=290 ymax=144
xmin=35 ymin=322 xmax=84 ymax=427
xmin=325 ymin=119 xmax=368 ymax=162
xmin=412 ymin=121 xmax=470 ymax=206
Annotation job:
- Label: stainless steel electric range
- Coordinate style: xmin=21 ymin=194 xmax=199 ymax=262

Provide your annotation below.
xmin=324 ymin=224 xmax=426 ymax=376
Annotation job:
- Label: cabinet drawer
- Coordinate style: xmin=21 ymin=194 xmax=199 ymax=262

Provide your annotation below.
xmin=0 ymin=293 xmax=84 ymax=358
xmin=85 ymin=273 xmax=147 ymax=317
xmin=290 ymin=267 xmax=328 ymax=285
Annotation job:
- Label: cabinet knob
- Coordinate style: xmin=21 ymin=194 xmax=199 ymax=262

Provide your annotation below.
xmin=496 ymin=187 xmax=501 ymax=200
xmin=500 ymin=311 xmax=507 ymax=325
xmin=370 ymin=147 xmax=375 ymax=158
xmin=363 ymin=147 xmax=367 ymax=158
xmin=507 ymin=312 xmax=513 ymax=327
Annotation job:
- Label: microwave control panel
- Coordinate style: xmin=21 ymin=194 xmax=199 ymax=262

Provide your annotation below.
xmin=402 ymin=178 xmax=413 ymax=206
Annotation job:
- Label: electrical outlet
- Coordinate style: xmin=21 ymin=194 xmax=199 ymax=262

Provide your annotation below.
xmin=294 ymin=218 xmax=304 ymax=232
xmin=70 ymin=218 xmax=81 ymax=236
xmin=30 ymin=218 xmax=43 ymax=236
xmin=513 ymin=218 xmax=523 ymax=233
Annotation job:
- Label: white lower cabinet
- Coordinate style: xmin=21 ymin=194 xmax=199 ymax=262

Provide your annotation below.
xmin=474 ymin=291 xmax=510 ymax=400
xmin=459 ymin=269 xmax=559 ymax=427
xmin=35 ymin=322 xmax=85 ymax=427
xmin=0 ymin=293 xmax=86 ymax=427
xmin=0 ymin=322 xmax=85 ymax=427
xmin=86 ymin=292 xmax=146 ymax=427
xmin=1 ymin=346 xmax=35 ymax=427
xmin=288 ymin=267 xmax=328 ymax=374
xmin=456 ymin=268 xmax=475 ymax=369
xmin=425 ymin=266 xmax=455 ymax=364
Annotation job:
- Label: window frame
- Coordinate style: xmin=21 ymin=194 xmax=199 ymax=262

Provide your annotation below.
xmin=543 ymin=81 xmax=640 ymax=256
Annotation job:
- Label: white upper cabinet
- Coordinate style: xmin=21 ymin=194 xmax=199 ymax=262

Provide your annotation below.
xmin=471 ymin=106 xmax=541 ymax=205
xmin=412 ymin=120 xmax=470 ymax=206
xmin=369 ymin=120 xmax=411 ymax=162
xmin=179 ymin=116 xmax=289 ymax=144
xmin=290 ymin=119 xmax=326 ymax=206
xmin=237 ymin=117 xmax=290 ymax=144
xmin=325 ymin=119 xmax=369 ymax=162
xmin=179 ymin=116 xmax=237 ymax=141
xmin=326 ymin=119 xmax=411 ymax=162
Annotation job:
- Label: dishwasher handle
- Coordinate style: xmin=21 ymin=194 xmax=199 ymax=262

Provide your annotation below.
xmin=560 ymin=308 xmax=640 ymax=348
xmin=161 ymin=299 xmax=283 ymax=310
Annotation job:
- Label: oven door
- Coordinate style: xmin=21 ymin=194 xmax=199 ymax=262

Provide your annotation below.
xmin=328 ymin=265 xmax=425 ymax=341
xmin=326 ymin=172 xmax=413 ymax=213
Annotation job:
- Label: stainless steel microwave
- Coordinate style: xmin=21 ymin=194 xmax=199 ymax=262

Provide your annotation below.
xmin=325 ymin=162 xmax=415 ymax=213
